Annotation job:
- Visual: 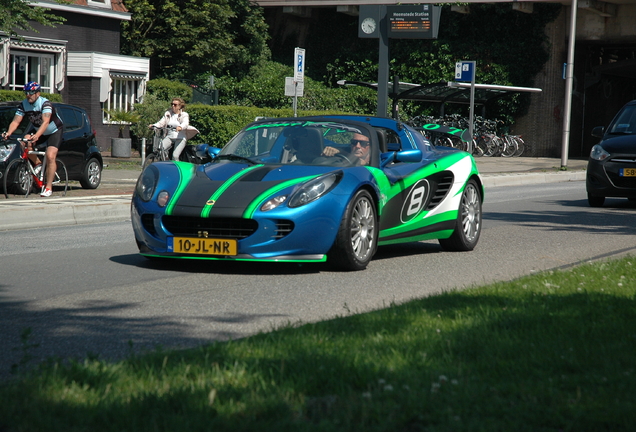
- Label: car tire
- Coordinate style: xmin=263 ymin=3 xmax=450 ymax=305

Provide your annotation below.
xmin=587 ymin=194 xmax=605 ymax=207
xmin=439 ymin=179 xmax=482 ymax=251
xmin=329 ymin=189 xmax=378 ymax=271
xmin=80 ymin=158 xmax=102 ymax=189
xmin=3 ymin=158 xmax=32 ymax=197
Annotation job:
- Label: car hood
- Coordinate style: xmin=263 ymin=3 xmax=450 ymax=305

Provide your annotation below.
xmin=163 ymin=161 xmax=351 ymax=218
xmin=600 ymin=134 xmax=636 ymax=154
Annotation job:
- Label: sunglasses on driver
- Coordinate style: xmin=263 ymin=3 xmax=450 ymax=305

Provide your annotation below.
xmin=350 ymin=139 xmax=370 ymax=148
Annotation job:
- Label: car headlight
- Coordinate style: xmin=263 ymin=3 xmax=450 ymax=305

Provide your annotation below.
xmin=288 ymin=171 xmax=342 ymax=208
xmin=135 ymin=166 xmax=158 ymax=202
xmin=0 ymin=143 xmax=16 ymax=162
xmin=261 ymin=195 xmax=287 ymax=212
xmin=590 ymin=144 xmax=610 ymax=161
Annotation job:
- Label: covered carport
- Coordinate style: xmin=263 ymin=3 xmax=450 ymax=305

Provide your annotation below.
xmin=337 ymin=79 xmax=541 ymax=120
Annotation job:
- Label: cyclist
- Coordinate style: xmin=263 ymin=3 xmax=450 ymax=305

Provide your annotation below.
xmin=1 ymin=81 xmax=64 ymax=197
xmin=149 ymin=97 xmax=189 ymax=161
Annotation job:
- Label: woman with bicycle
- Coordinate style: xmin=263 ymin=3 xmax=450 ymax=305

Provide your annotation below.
xmin=149 ymin=98 xmax=190 ymax=161
xmin=1 ymin=81 xmax=63 ymax=197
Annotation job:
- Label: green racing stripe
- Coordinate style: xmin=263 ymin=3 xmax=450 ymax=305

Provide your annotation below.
xmin=242 ymin=175 xmax=319 ymax=218
xmin=200 ymin=164 xmax=265 ymax=218
xmin=165 ymin=161 xmax=197 ymax=216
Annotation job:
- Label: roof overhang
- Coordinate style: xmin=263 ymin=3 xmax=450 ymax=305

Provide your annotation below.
xmin=30 ymin=1 xmax=131 ymax=20
xmin=337 ymin=80 xmax=542 ymax=105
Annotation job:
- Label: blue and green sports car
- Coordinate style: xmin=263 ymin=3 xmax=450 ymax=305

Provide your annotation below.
xmin=132 ymin=115 xmax=483 ymax=270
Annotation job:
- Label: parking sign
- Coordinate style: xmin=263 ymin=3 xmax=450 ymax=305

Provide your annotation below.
xmin=455 ymin=61 xmax=474 ymax=82
xmin=294 ymin=48 xmax=305 ymax=82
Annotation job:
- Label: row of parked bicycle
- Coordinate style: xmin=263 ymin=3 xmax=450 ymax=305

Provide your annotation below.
xmin=407 ymin=114 xmax=530 ymax=158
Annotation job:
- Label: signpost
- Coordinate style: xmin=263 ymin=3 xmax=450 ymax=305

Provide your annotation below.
xmin=291 ymin=47 xmax=305 ymax=117
xmin=455 ymin=61 xmax=476 ymax=153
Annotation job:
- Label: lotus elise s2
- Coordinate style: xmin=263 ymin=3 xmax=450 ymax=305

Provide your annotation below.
xmin=131 ymin=115 xmax=484 ymax=270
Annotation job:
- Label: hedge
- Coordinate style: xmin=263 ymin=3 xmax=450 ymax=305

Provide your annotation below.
xmin=169 ymin=104 xmax=352 ymax=148
xmin=0 ymin=90 xmax=63 ymax=103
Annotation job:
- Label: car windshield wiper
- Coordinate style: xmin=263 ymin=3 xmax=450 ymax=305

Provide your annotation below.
xmin=215 ymin=154 xmax=257 ymax=165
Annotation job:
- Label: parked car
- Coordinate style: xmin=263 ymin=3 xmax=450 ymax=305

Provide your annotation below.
xmin=0 ymin=101 xmax=103 ymax=189
xmin=586 ymin=99 xmax=636 ymax=207
xmin=132 ymin=115 xmax=483 ymax=270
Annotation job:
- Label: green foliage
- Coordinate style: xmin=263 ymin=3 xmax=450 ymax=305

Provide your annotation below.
xmin=145 ymin=78 xmax=192 ymax=103
xmin=103 ymin=108 xmax=142 ymax=137
xmin=215 ymin=61 xmax=376 ymax=115
xmin=275 ymin=3 xmax=562 ymax=123
xmin=1 ymin=256 xmax=635 ymax=431
xmin=187 ymin=104 xmax=351 ymax=148
xmin=130 ymin=94 xmax=167 ymax=143
xmin=0 ymin=0 xmax=66 ymax=37
xmin=0 ymin=90 xmax=63 ymax=103
xmin=121 ymin=0 xmax=270 ymax=80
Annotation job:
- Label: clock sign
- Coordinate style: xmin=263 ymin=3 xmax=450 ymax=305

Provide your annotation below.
xmin=361 ymin=17 xmax=376 ymax=34
xmin=358 ymin=5 xmax=380 ymax=38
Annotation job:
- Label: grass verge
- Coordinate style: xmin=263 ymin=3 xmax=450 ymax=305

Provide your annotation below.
xmin=1 ymin=256 xmax=635 ymax=431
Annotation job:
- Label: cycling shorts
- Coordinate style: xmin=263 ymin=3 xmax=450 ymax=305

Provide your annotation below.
xmin=34 ymin=128 xmax=63 ymax=150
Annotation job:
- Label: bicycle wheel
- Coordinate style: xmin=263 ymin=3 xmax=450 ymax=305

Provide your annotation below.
xmin=437 ymin=136 xmax=454 ymax=148
xmin=3 ymin=158 xmax=32 ymax=198
xmin=142 ymin=153 xmax=158 ymax=170
xmin=483 ymin=136 xmax=499 ymax=157
xmin=51 ymin=159 xmax=68 ymax=196
xmin=500 ymin=136 xmax=517 ymax=158
xmin=513 ymin=136 xmax=526 ymax=157
xmin=472 ymin=138 xmax=486 ymax=157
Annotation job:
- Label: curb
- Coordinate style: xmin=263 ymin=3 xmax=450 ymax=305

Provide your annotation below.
xmin=0 ymin=195 xmax=131 ymax=231
xmin=481 ymin=170 xmax=586 ymax=188
xmin=0 ymin=171 xmax=587 ymax=232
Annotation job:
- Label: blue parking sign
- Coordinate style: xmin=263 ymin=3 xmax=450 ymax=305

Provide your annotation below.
xmin=294 ymin=48 xmax=305 ymax=82
xmin=455 ymin=61 xmax=475 ymax=82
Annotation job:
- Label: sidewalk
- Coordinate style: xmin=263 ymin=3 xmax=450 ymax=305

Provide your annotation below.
xmin=0 ymin=156 xmax=588 ymax=231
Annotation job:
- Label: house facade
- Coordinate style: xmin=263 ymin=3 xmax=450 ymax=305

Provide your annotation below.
xmin=0 ymin=0 xmax=149 ymax=151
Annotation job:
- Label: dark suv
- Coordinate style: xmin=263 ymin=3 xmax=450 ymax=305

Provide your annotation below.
xmin=0 ymin=101 xmax=103 ymax=189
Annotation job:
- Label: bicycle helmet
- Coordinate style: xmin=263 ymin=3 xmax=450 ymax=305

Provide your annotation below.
xmin=23 ymin=81 xmax=41 ymax=92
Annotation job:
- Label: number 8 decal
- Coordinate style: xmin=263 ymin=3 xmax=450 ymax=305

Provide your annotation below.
xmin=400 ymin=179 xmax=430 ymax=223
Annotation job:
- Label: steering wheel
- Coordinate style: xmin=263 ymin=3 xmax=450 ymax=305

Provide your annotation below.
xmin=333 ymin=152 xmax=353 ymax=165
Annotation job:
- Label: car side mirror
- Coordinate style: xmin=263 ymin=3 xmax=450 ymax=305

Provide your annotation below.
xmin=380 ymin=149 xmax=422 ymax=169
xmin=591 ymin=126 xmax=604 ymax=138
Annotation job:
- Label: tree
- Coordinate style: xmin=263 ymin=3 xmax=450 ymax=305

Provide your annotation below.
xmin=121 ymin=0 xmax=270 ymax=81
xmin=0 ymin=0 xmax=65 ymax=36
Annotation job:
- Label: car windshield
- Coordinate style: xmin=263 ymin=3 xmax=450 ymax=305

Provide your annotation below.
xmin=218 ymin=120 xmax=377 ymax=167
xmin=608 ymin=104 xmax=636 ymax=135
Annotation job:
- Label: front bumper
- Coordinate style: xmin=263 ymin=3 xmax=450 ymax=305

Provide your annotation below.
xmin=586 ymin=158 xmax=636 ymax=198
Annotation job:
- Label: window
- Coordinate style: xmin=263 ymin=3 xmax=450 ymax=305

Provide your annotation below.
xmin=88 ymin=0 xmax=111 ymax=7
xmin=8 ymin=52 xmax=55 ymax=93
xmin=57 ymin=107 xmax=83 ymax=132
xmin=103 ymin=75 xmax=143 ymax=122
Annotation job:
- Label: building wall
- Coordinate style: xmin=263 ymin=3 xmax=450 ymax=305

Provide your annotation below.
xmin=513 ymin=7 xmax=568 ymax=158
xmin=66 ymin=76 xmax=119 ymax=151
xmin=18 ymin=11 xmax=121 ymax=54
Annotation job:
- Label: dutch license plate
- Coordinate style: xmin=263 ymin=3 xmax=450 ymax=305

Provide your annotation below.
xmin=169 ymin=237 xmax=237 ymax=256
xmin=620 ymin=168 xmax=636 ymax=177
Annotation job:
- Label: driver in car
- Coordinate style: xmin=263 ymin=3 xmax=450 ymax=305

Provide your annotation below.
xmin=321 ymin=132 xmax=371 ymax=166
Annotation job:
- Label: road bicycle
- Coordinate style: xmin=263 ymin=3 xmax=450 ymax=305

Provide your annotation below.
xmin=3 ymin=138 xmax=68 ymax=198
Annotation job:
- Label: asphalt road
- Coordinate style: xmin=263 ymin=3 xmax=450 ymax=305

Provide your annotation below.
xmin=1 ymin=180 xmax=635 ymax=379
